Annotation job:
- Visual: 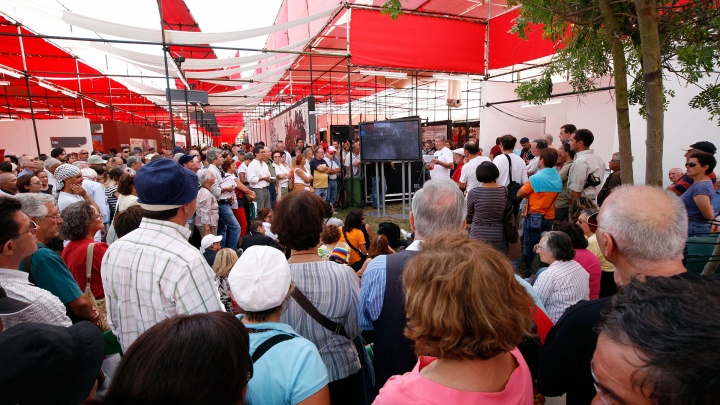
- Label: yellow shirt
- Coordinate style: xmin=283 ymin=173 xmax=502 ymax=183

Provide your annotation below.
xmin=586 ymin=234 xmax=615 ymax=272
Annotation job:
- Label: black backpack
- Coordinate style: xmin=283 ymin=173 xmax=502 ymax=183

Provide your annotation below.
xmin=505 ymin=154 xmax=523 ymax=204
xmin=377 ymin=221 xmax=401 ymax=249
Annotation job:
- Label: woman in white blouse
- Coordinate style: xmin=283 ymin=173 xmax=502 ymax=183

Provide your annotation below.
xmin=533 ymin=231 xmax=589 ymax=323
xmin=293 ymin=154 xmax=313 ymax=192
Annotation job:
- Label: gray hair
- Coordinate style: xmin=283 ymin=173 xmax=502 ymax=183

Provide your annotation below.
xmin=59 ymin=200 xmax=94 ymax=241
xmin=541 ymin=231 xmax=575 ymax=261
xmin=598 ymin=276 xmax=720 ymax=405
xmin=303 ymin=149 xmax=313 ymax=158
xmin=543 ymin=133 xmax=554 ymax=144
xmin=81 ymin=168 xmax=98 ymax=179
xmin=14 ymin=193 xmax=54 ymax=219
xmin=127 ymin=156 xmax=142 ymax=167
xmin=197 ymin=168 xmax=215 ymax=185
xmin=72 ymin=161 xmax=88 ymax=169
xmin=411 ymin=177 xmax=466 ymax=238
xmin=611 ymin=152 xmax=621 ymax=162
xmin=44 ymin=158 xmax=61 ymax=170
xmin=244 ymin=152 xmax=255 ymax=161
xmin=599 ymin=185 xmax=687 ymax=261
xmin=18 ymin=155 xmax=31 ymax=167
xmin=206 ymin=148 xmax=222 ymax=162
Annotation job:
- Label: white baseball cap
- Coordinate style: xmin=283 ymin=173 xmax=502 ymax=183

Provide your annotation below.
xmin=228 ymin=246 xmax=291 ymax=312
xmin=200 ymin=234 xmax=222 ymax=253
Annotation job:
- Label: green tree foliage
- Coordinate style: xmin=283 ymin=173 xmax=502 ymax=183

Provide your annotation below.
xmin=381 ymin=0 xmax=405 ymax=20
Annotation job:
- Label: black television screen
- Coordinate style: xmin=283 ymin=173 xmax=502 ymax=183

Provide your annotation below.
xmin=359 ymin=118 xmax=422 ymax=162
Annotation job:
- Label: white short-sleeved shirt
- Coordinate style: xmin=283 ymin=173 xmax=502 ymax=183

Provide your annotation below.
xmin=493 ymin=153 xmax=529 ymax=187
xmin=430 ymin=147 xmax=453 ymax=179
xmin=459 ymin=155 xmax=491 ymax=191
xmin=568 ymin=149 xmax=606 ymax=200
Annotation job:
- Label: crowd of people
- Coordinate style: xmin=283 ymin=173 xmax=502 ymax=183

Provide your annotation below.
xmin=0 ymin=128 xmax=719 ymax=405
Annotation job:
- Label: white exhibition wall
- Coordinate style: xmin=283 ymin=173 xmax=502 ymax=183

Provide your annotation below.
xmin=1 ymin=118 xmax=92 ymax=157
xmin=628 ymin=73 xmax=720 ymax=187
xmin=479 ymin=79 xmax=618 ymax=172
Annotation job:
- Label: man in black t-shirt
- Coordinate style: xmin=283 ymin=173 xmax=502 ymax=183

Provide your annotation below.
xmin=538 ymin=185 xmax=704 ymax=404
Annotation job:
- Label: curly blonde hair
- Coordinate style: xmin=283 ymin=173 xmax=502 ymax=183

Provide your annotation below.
xmin=403 ymin=232 xmax=534 ymax=360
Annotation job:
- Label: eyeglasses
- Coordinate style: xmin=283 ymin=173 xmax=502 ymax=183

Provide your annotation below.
xmin=533 ymin=244 xmax=546 ymax=253
xmin=590 ymin=361 xmax=612 ymax=405
xmin=80 ymin=152 xmax=89 ymax=155
xmin=45 ymin=214 xmax=61 ymax=220
xmin=685 ymin=162 xmax=697 ymax=168
xmin=587 ymin=212 xmax=599 ymax=233
xmin=16 ymin=221 xmax=38 ymax=238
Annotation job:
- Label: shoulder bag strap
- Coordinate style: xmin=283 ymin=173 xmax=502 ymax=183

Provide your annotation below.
xmin=252 ymin=334 xmax=295 ymax=363
xmin=85 ymin=243 xmax=96 ymax=292
xmin=290 ymin=287 xmax=349 ymax=339
xmin=342 ymin=228 xmax=362 ymax=256
xmin=504 ymin=154 xmax=513 ymax=183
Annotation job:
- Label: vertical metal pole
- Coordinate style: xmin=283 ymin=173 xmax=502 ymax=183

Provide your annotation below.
xmin=75 ymin=58 xmax=85 ymax=118
xmin=157 ymin=0 xmax=175 ymax=146
xmin=309 ymin=46 xmax=314 ymax=97
xmin=18 ymin=24 xmax=41 ymax=156
xmin=401 ymin=161 xmax=406 ymax=217
xmin=108 ymin=77 xmax=115 ymax=121
xmin=347 ymin=6 xmax=355 ymax=206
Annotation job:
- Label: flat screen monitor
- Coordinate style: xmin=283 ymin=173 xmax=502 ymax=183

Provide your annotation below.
xmin=359 ymin=118 xmax=422 ymax=162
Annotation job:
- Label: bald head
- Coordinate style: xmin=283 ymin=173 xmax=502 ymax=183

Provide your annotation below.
xmin=0 ymin=172 xmax=18 ymax=194
xmin=668 ymin=168 xmax=684 ymax=184
xmin=599 ymin=185 xmax=686 ymax=264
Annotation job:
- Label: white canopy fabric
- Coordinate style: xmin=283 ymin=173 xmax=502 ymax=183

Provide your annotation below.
xmin=61 ymin=6 xmax=337 ymax=44
xmin=89 ymin=38 xmax=310 ymax=70
xmin=185 ymin=54 xmax=297 ymax=79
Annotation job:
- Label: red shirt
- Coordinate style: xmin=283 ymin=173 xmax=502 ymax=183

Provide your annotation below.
xmin=451 ymin=162 xmax=464 ymax=184
xmin=62 ymin=239 xmax=109 ymax=299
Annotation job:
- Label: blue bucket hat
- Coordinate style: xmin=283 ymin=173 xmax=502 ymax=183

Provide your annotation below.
xmin=135 ymin=158 xmax=198 ymax=211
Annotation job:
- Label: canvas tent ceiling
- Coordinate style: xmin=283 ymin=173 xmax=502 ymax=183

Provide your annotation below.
xmin=0 ymin=0 xmax=559 ymax=145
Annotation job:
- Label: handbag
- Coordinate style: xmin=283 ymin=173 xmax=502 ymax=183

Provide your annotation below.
xmin=502 ymin=189 xmax=519 ymax=243
xmin=505 ymin=154 xmax=523 ymax=204
xmin=85 ymin=243 xmax=111 ymax=332
xmin=526 ymin=194 xmax=559 ymax=231
xmin=290 ymin=287 xmax=377 ymax=404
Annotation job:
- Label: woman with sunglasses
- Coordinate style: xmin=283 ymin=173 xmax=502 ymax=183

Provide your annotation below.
xmin=272 ymin=151 xmax=292 ymax=199
xmin=577 ymin=209 xmax=617 ymax=297
xmin=682 ymin=150 xmax=717 ymax=236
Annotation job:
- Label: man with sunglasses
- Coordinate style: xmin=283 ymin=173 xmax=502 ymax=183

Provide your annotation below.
xmin=0 ymin=196 xmax=71 ymax=329
xmin=537 ymin=185 xmax=698 ymax=404
xmin=15 ymin=193 xmax=101 ymax=326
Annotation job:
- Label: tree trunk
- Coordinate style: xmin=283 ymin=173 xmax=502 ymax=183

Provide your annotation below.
xmin=598 ymin=0 xmax=634 ymax=184
xmin=635 ymin=0 xmax=664 ymax=186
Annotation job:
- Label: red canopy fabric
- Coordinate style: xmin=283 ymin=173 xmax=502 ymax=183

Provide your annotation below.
xmin=487 ymin=9 xmax=558 ymax=70
xmin=350 ymin=9 xmax=486 ymax=74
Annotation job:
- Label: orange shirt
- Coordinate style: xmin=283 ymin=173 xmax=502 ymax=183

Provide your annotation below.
xmin=521 ymin=181 xmax=558 ymax=219
xmin=338 ymin=228 xmax=365 ymax=264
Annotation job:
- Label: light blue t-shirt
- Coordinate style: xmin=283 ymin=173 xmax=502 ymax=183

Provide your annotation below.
xmin=244 ymin=321 xmax=328 ymax=405
xmin=681 ymin=180 xmax=715 ymax=222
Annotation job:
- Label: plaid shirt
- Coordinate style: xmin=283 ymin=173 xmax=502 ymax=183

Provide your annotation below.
xmin=101 ymin=218 xmax=224 ymax=351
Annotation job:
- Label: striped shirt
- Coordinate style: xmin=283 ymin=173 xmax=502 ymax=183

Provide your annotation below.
xmin=0 ymin=268 xmax=71 ymax=329
xmin=533 ymin=260 xmax=590 ymax=323
xmin=281 ymin=260 xmax=361 ymax=382
xmin=466 ymin=187 xmax=506 ymax=243
xmin=101 ymin=218 xmax=224 ymax=351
